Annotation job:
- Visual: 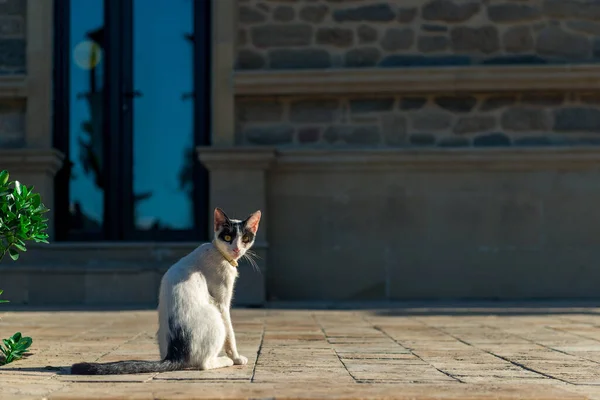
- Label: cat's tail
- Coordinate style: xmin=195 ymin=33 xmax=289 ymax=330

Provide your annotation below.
xmin=71 ymin=359 xmax=182 ymax=375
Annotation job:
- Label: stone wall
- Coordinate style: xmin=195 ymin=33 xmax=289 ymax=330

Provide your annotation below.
xmin=0 ymin=100 xmax=25 ymax=147
xmin=237 ymin=92 xmax=600 ymax=147
xmin=0 ymin=0 xmax=26 ymax=148
xmin=237 ymin=0 xmax=600 ymax=70
xmin=0 ymin=0 xmax=25 ymax=75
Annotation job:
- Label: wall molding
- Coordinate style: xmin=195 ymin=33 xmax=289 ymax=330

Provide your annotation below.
xmin=196 ymin=146 xmax=600 ymax=172
xmin=235 ymin=64 xmax=600 ymax=96
xmin=0 ymin=148 xmax=64 ymax=175
xmin=0 ymin=75 xmax=27 ymax=98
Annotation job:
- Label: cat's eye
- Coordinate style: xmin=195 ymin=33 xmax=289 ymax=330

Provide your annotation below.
xmin=242 ymin=235 xmax=250 ymax=243
xmin=223 ymin=235 xmax=232 ymax=241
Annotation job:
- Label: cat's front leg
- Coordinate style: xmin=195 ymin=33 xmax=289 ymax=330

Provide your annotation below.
xmin=221 ymin=307 xmax=247 ymax=365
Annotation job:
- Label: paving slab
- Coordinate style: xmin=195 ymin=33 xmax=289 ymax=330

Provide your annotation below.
xmin=1 ymin=306 xmax=600 ymax=399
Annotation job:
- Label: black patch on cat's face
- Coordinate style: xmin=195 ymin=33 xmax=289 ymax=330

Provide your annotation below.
xmin=165 ymin=317 xmax=190 ymax=363
xmin=217 ymin=219 xmax=256 ymax=246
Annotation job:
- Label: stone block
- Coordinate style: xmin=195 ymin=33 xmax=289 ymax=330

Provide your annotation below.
xmin=412 ymin=110 xmax=453 ymax=131
xmin=0 ymin=38 xmax=24 ymax=69
xmin=269 ymin=49 xmax=331 ymax=69
xmin=350 ymin=98 xmax=394 ymax=114
xmin=488 ymin=4 xmax=541 ymax=23
xmin=438 ymin=137 xmax=470 ymax=147
xmin=357 ymin=25 xmax=378 ymax=44
xmin=398 ymin=8 xmax=417 ymax=23
xmin=567 ymin=20 xmax=600 ymax=36
xmin=473 ymin=132 xmax=511 ymax=147
xmin=0 ymin=16 xmax=24 ymax=38
xmin=239 ymin=5 xmax=267 ymax=24
xmin=344 ymin=47 xmax=381 ymax=67
xmin=381 ymin=28 xmax=414 ymax=52
xmin=501 ymin=107 xmax=552 ymax=132
xmin=422 ymin=0 xmax=480 ymax=23
xmin=0 ymin=0 xmax=25 ymax=16
xmin=297 ymin=127 xmax=321 ymax=144
xmin=536 ymin=26 xmax=591 ymax=60
xmin=300 ymin=5 xmax=328 ymax=23
xmin=453 ymin=116 xmax=496 ymax=135
xmin=543 ymin=0 xmax=600 ymax=20
xmin=409 ymin=133 xmax=436 ymax=146
xmin=237 ymin=50 xmax=266 ymax=70
xmin=290 ymin=99 xmax=340 ymax=123
xmin=324 ymin=125 xmax=381 ymax=145
xmin=244 ymin=125 xmax=294 ymax=145
xmin=435 ymin=96 xmax=477 ymax=113
xmin=554 ymin=107 xmax=600 ymax=132
xmin=451 ymin=26 xmax=500 ymax=54
xmin=480 ymin=95 xmax=517 ymax=111
xmin=316 ymin=28 xmax=354 ymax=48
xmin=503 ymin=26 xmax=534 ymax=53
xmin=252 ymin=24 xmax=313 ymax=48
xmin=418 ymin=36 xmax=449 ymax=53
xmin=381 ymin=114 xmax=407 ymax=146
xmin=333 ymin=4 xmax=395 ymax=23
xmin=237 ymin=100 xmax=283 ymax=123
xmin=521 ymin=93 xmax=564 ymax=106
xmin=400 ymin=97 xmax=427 ymax=110
xmin=273 ymin=6 xmax=295 ymax=22
xmin=379 ymin=54 xmax=471 ymax=67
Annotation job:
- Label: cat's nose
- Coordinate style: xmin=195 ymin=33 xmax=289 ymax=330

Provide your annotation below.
xmin=232 ymin=248 xmax=240 ymax=254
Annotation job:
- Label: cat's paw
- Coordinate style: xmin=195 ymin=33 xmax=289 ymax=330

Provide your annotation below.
xmin=232 ymin=355 xmax=248 ymax=365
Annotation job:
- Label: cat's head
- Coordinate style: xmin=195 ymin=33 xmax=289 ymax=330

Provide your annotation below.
xmin=213 ymin=208 xmax=261 ymax=261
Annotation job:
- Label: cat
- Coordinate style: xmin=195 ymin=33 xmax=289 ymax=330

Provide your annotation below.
xmin=70 ymin=208 xmax=261 ymax=375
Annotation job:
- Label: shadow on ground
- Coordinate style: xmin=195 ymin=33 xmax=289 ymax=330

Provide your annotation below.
xmin=3 ymin=300 xmax=600 ymax=316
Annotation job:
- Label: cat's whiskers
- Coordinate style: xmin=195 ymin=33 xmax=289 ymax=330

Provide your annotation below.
xmin=242 ymin=250 xmax=261 ymax=274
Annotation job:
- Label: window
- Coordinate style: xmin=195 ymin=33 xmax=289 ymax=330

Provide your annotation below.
xmin=53 ymin=0 xmax=211 ymax=241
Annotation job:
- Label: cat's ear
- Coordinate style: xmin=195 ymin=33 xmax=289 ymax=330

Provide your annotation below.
xmin=214 ymin=208 xmax=229 ymax=231
xmin=245 ymin=210 xmax=261 ymax=234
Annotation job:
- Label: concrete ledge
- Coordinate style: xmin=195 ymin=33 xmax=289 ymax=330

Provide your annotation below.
xmin=235 ymin=64 xmax=600 ymax=95
xmin=0 ymin=148 xmax=64 ymax=175
xmin=0 ymin=241 xmax=265 ymax=306
xmin=205 ymin=146 xmax=600 ymax=301
xmin=0 ymin=75 xmax=27 ymax=98
xmin=275 ymin=147 xmax=600 ymax=172
xmin=198 ymin=147 xmax=276 ymax=170
xmin=199 ymin=146 xmax=600 ymax=172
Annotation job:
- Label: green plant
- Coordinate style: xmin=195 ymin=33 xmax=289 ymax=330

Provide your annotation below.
xmin=0 ymin=170 xmax=50 ymax=261
xmin=0 ymin=169 xmax=48 ymax=365
xmin=0 ymin=332 xmax=32 ymax=365
xmin=0 ymin=290 xmax=7 ymax=304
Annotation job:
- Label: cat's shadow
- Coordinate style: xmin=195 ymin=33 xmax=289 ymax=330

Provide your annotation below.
xmin=0 ymin=365 xmax=71 ymax=375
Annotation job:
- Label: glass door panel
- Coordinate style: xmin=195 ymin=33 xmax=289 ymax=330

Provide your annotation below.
xmin=131 ymin=0 xmax=195 ymax=233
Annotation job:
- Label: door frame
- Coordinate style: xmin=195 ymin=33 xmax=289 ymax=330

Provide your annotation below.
xmin=53 ymin=0 xmax=212 ymax=242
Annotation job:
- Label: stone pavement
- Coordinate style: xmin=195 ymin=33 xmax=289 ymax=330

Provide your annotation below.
xmin=3 ymin=305 xmax=600 ymax=399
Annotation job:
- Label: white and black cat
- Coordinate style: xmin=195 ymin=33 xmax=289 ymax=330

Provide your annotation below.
xmin=70 ymin=208 xmax=261 ymax=375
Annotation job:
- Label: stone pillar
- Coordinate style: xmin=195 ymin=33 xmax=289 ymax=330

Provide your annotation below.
xmin=0 ymin=149 xmax=64 ymax=240
xmin=211 ymin=0 xmax=236 ymax=146
xmin=197 ymin=147 xmax=275 ymax=305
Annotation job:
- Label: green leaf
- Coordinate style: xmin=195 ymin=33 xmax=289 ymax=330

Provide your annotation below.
xmin=8 ymin=247 xmax=19 ymax=261
xmin=13 ymin=181 xmax=21 ymax=195
xmin=0 ymin=170 xmax=8 ymax=186
xmin=31 ymin=194 xmax=41 ymax=209
xmin=11 ymin=332 xmax=21 ymax=343
xmin=16 ymin=337 xmax=32 ymax=350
